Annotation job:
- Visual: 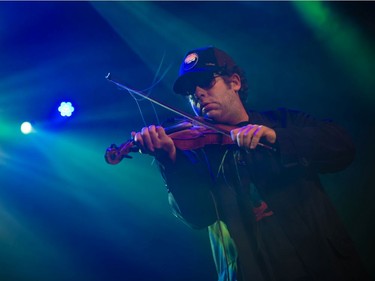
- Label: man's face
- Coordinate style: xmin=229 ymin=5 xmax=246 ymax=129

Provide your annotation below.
xmin=189 ymin=73 xmax=243 ymax=124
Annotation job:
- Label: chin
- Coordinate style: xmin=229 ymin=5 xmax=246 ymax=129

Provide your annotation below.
xmin=204 ymin=112 xmax=215 ymax=120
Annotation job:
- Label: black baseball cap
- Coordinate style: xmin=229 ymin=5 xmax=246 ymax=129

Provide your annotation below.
xmin=173 ymin=46 xmax=237 ymax=95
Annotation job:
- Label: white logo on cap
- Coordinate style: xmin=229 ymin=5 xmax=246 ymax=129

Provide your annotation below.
xmin=184 ymin=53 xmax=198 ymax=70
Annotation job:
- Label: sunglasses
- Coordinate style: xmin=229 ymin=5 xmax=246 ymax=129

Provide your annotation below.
xmin=183 ymin=72 xmax=221 ymax=95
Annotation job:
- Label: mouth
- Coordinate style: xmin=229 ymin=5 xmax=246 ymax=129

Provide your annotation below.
xmin=202 ymin=103 xmax=216 ymax=114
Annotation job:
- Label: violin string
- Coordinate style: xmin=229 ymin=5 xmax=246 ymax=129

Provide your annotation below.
xmin=127 ymin=53 xmax=172 ymax=126
xmin=146 ymin=52 xmax=167 ymax=125
xmin=146 ymin=62 xmax=173 ymax=125
xmin=132 ymin=94 xmax=148 ymax=127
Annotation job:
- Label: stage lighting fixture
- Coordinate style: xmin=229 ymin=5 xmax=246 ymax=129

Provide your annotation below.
xmin=58 ymin=102 xmax=75 ymax=117
xmin=20 ymin=122 xmax=33 ymax=134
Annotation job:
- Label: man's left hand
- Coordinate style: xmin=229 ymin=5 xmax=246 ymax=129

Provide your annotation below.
xmin=230 ymin=124 xmax=276 ymax=149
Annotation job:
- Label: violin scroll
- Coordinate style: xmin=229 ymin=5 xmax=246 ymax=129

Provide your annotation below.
xmin=105 ymin=141 xmax=139 ymax=165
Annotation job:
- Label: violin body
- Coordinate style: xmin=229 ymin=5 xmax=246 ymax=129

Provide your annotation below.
xmin=104 ymin=119 xmax=236 ymax=165
xmin=105 ymin=117 xmax=275 ymax=165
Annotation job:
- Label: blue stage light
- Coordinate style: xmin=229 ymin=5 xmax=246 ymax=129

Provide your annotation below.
xmin=58 ymin=102 xmax=75 ymax=117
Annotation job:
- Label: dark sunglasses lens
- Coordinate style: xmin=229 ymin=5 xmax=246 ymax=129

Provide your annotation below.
xmin=185 ymin=73 xmax=215 ymax=94
xmin=197 ymin=73 xmax=215 ymax=88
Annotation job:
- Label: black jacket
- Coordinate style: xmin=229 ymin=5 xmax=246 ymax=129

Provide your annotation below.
xmin=158 ymin=108 xmax=369 ymax=281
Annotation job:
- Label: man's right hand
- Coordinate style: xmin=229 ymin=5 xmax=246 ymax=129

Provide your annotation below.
xmin=132 ymin=125 xmax=176 ymax=162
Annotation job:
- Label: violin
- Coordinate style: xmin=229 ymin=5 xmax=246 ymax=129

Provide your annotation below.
xmin=104 ymin=74 xmax=276 ymax=165
xmin=105 ymin=117 xmax=275 ymax=165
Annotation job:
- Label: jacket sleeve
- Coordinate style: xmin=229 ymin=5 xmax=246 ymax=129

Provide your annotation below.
xmin=157 ymin=149 xmax=218 ymax=229
xmin=272 ymin=108 xmax=356 ymax=173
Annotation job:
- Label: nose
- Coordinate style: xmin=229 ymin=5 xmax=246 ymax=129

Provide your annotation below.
xmin=194 ymin=86 xmax=207 ymax=100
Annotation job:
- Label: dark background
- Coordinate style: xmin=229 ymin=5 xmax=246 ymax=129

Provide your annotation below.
xmin=0 ymin=1 xmax=374 ymax=280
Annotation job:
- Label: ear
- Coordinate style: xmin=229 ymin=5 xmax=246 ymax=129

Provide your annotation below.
xmin=230 ymin=73 xmax=241 ymax=92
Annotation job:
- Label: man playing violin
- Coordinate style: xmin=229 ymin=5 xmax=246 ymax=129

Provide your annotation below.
xmin=131 ymin=47 xmax=370 ymax=281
